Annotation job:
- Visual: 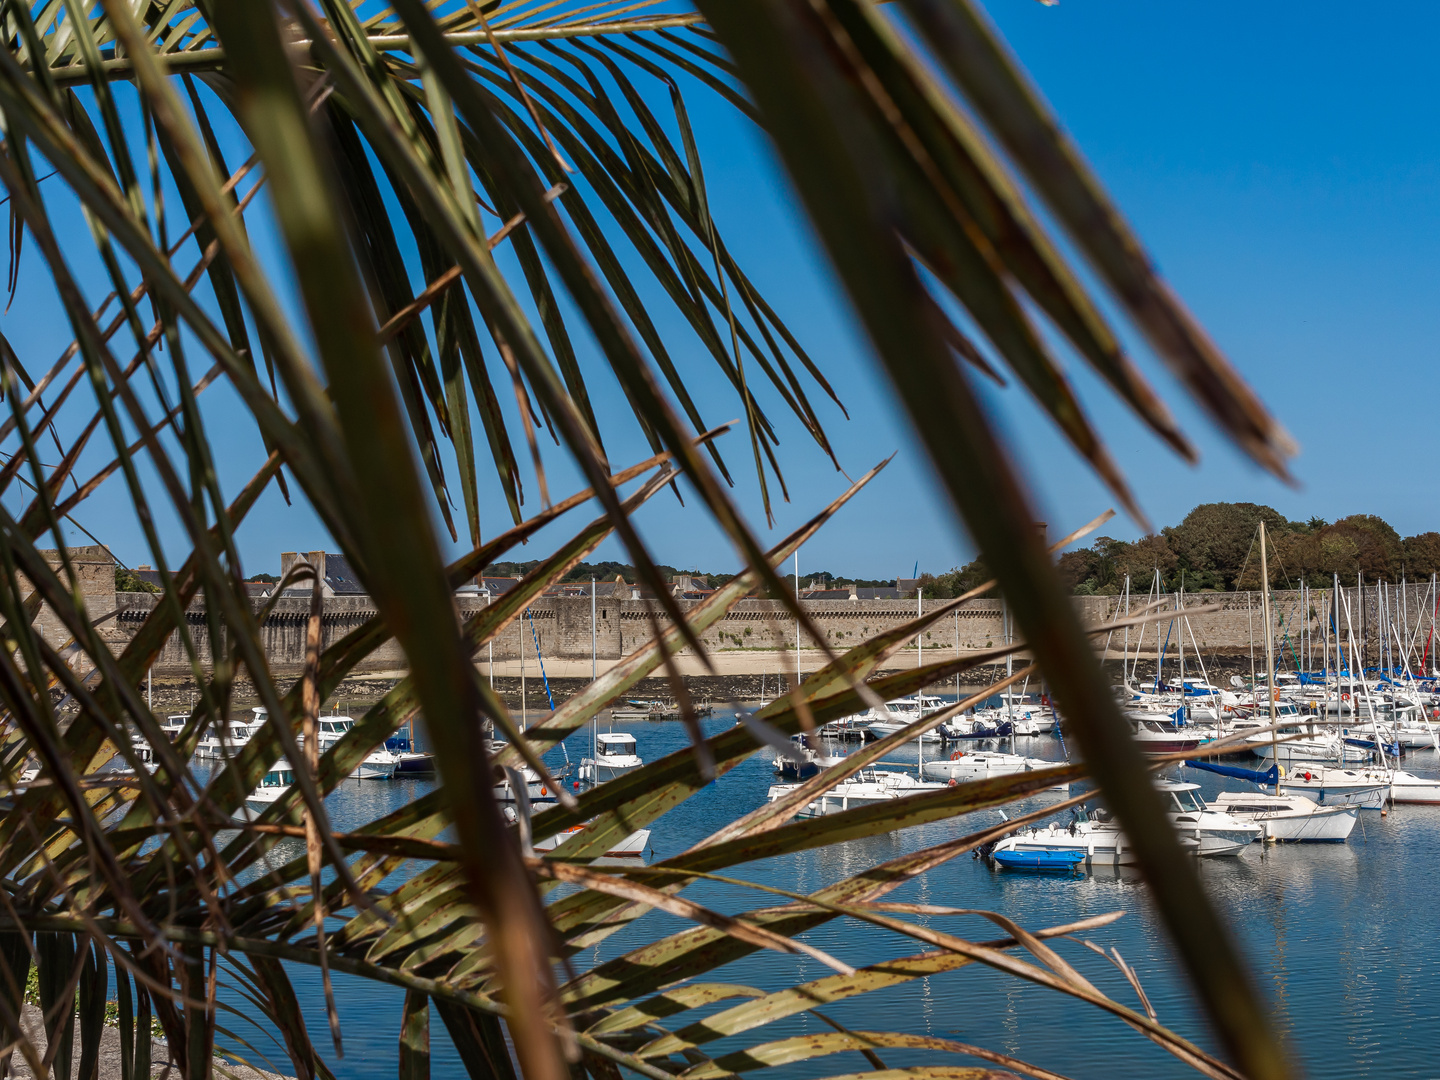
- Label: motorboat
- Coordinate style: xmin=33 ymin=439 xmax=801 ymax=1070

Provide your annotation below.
xmin=936 ymin=714 xmax=1015 ymax=740
xmin=1276 ymin=766 xmax=1388 ymax=809
xmin=994 ymin=692 xmax=1056 ymax=733
xmin=986 ymin=813 xmax=1138 ymax=865
xmin=246 ymin=762 xmax=296 ymax=807
xmin=196 ymin=707 xmax=266 ymax=760
xmin=534 ymin=825 xmax=651 ymax=857
xmin=921 ymin=749 xmax=1069 ymax=791
xmin=986 ymin=780 xmax=1259 ymax=865
xmin=990 ymin=847 xmax=1084 ymax=872
xmin=1384 ymin=769 xmax=1440 ymax=804
xmin=1208 ymin=791 xmax=1357 ymax=842
xmin=580 ymin=731 xmax=643 ymax=783
xmin=1127 ymin=717 xmax=1209 ymax=754
xmin=864 ymin=695 xmax=947 ymax=742
xmin=766 ymin=768 xmax=947 ymax=818
xmin=1161 ymin=781 xmax=1262 ymax=855
xmin=774 ymin=735 xmax=845 ymax=780
xmin=314 ymin=715 xmax=399 ymax=779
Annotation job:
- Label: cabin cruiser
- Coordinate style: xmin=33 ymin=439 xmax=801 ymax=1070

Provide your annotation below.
xmin=313 ymin=714 xmax=399 ymax=779
xmin=936 ymin=712 xmax=1015 ymax=740
xmin=246 ymin=761 xmax=296 ymax=808
xmin=1208 ymin=791 xmax=1357 ymax=842
xmin=994 ymin=692 xmax=1056 ymax=733
xmin=766 ymin=768 xmax=946 ymax=818
xmin=196 ymin=707 xmax=267 ymax=760
xmin=986 ymin=780 xmax=1259 ymax=866
xmin=580 ymin=731 xmax=643 ymax=783
xmin=864 ymin=695 xmax=947 ymax=741
xmin=921 ymin=749 xmax=1069 ymax=791
xmin=1127 ymin=716 xmax=1210 ymax=754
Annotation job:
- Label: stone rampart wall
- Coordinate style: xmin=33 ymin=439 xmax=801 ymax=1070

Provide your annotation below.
xmin=112 ymin=582 xmax=1430 ymax=675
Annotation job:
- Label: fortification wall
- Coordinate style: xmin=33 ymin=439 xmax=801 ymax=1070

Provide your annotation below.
xmin=108 ymin=581 xmax=1430 ymax=676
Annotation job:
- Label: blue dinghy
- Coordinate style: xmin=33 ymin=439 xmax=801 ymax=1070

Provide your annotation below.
xmin=991 ymin=848 xmax=1085 ymax=872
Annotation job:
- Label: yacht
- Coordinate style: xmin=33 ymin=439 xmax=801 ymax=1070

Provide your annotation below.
xmin=766 ymin=768 xmax=946 ymax=818
xmin=995 ymin=692 xmax=1056 ymax=733
xmin=246 ymin=762 xmax=296 ymax=808
xmin=314 ymin=714 xmax=399 ymax=780
xmin=864 ymin=695 xmax=946 ymax=741
xmin=580 ymin=731 xmax=643 ymax=783
xmin=921 ymin=750 xmax=1069 ymax=791
xmin=1208 ymin=791 xmax=1357 ymax=842
xmin=196 ymin=707 xmax=266 ymax=760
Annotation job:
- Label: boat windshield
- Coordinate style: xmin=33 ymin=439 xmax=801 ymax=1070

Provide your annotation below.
xmin=599 ymin=736 xmax=637 ymax=755
xmin=1169 ymin=788 xmax=1206 ymax=814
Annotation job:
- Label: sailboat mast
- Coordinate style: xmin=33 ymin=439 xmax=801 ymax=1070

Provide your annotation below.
xmin=1260 ymin=522 xmax=1278 ymax=791
xmin=1177 ymin=585 xmax=1186 ymax=724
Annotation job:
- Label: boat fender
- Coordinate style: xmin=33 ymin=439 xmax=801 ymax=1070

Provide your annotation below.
xmin=1277 ymin=764 xmax=1286 ymax=779
xmin=951 ymin=750 xmax=964 ymax=761
xmin=541 ymin=786 xmax=548 ymax=796
xmin=1303 ymin=771 xmax=1312 ymax=782
xmin=948 ymin=778 xmax=957 ymax=787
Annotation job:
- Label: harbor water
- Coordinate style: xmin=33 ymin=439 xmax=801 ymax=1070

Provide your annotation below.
xmin=224 ymin=711 xmax=1440 ymax=1080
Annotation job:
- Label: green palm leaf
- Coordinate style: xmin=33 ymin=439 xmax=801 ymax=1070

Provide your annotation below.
xmin=0 ymin=1 xmax=1294 ymax=1078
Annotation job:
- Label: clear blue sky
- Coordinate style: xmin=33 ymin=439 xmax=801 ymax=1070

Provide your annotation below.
xmin=585 ymin=0 xmax=1440 ymax=580
xmin=13 ymin=1 xmax=1440 ymax=581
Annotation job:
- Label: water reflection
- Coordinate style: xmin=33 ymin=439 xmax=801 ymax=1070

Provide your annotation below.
xmin=206 ymin=716 xmax=1440 ymax=1080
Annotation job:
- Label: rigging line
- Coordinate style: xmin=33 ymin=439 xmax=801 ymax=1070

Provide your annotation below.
xmin=527 ymin=606 xmax=556 ymax=711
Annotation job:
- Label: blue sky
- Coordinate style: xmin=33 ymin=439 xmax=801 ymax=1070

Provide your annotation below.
xmin=12 ymin=1 xmax=1440 ymax=581
xmin=588 ymin=0 xmax=1440 ymax=578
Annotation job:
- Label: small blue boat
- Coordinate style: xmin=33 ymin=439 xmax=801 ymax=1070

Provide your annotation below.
xmin=991 ymin=848 xmax=1086 ymax=872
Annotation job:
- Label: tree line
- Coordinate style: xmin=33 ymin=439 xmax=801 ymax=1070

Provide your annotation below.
xmin=908 ymin=503 xmax=1440 ymax=597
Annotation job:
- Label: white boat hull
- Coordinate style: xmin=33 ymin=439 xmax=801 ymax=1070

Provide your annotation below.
xmin=1388 ymin=772 xmax=1440 ymax=804
xmin=921 ymin=753 xmax=1069 ymax=791
xmin=353 ymin=754 xmax=398 ymax=780
xmin=767 ymin=770 xmax=946 ymax=819
xmin=581 ymin=759 xmax=643 ymax=783
xmin=535 ymin=826 xmax=651 ymax=857
xmin=1210 ymin=793 xmax=1357 ymax=842
xmin=1277 ymin=773 xmax=1387 ymax=809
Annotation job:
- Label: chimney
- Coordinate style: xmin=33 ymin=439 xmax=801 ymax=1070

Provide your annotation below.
xmin=307 ymin=550 xmax=327 ymax=582
xmin=281 ymin=552 xmax=298 ymax=580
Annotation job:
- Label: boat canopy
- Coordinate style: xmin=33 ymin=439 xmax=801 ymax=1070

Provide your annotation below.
xmin=1184 ymin=759 xmax=1278 ymax=786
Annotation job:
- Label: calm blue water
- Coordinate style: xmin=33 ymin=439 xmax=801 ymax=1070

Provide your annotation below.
xmin=212 ymin=709 xmax=1440 ymax=1080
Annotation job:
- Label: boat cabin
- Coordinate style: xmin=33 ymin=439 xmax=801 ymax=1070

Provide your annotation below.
xmin=257 ymin=766 xmax=295 ymax=790
xmin=596 ymin=732 xmax=638 ymax=758
xmin=1157 ymin=780 xmax=1207 ymax=815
